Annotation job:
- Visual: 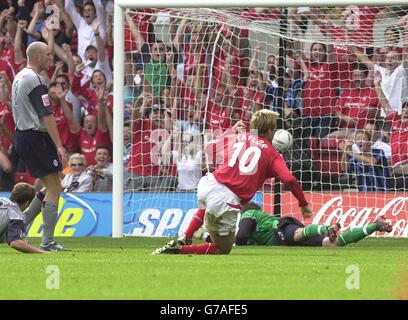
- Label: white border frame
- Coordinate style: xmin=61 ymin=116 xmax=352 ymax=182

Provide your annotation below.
xmin=112 ymin=3 xmax=124 ymax=237
xmin=116 ymin=0 xmax=406 ymax=8
xmin=112 ymin=0 xmax=404 ymax=237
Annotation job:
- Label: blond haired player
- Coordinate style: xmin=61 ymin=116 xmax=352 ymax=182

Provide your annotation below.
xmin=153 ymin=110 xmax=312 ymax=255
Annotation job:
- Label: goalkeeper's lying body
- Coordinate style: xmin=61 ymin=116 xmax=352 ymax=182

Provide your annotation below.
xmin=234 ymin=202 xmax=393 ymax=247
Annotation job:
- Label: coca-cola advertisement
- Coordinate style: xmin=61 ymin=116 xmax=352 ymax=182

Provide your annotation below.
xmin=263 ymin=192 xmax=408 ymax=238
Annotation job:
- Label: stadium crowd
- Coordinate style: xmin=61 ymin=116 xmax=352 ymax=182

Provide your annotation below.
xmin=0 ymin=3 xmax=407 ymax=192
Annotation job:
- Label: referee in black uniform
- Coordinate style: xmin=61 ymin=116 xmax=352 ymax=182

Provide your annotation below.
xmin=12 ymin=41 xmax=69 ymax=251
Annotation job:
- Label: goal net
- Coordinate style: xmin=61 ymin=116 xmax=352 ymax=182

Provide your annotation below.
xmin=120 ymin=6 xmax=408 ymax=238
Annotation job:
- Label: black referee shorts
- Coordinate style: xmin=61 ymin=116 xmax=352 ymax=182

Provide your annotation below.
xmin=273 ymin=217 xmax=324 ymax=247
xmin=14 ymin=130 xmax=62 ymax=178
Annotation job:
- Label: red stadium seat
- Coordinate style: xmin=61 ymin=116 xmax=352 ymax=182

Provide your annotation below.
xmin=320 ymin=136 xmax=344 ymax=149
xmin=14 ymin=172 xmax=36 ymax=185
xmin=310 ymin=136 xmax=345 ymax=176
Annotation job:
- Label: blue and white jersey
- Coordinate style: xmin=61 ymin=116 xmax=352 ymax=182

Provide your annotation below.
xmin=347 ymin=148 xmax=390 ymax=191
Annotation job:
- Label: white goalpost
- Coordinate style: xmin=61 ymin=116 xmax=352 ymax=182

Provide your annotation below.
xmin=113 ymin=0 xmax=408 ymax=238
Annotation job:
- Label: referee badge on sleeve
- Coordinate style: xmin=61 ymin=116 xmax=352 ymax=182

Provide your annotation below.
xmin=42 ymin=94 xmax=51 ymax=107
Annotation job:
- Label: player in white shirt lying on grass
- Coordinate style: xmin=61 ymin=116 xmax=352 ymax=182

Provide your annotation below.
xmin=0 ymin=183 xmax=49 ymax=253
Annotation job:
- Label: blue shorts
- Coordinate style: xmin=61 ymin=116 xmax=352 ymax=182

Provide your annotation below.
xmin=13 ymin=130 xmax=62 ymax=178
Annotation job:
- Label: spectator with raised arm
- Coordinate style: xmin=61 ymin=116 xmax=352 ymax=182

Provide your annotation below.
xmin=124 ymin=8 xmax=157 ymax=53
xmin=64 ymin=0 xmax=106 ymax=60
xmin=0 ymin=71 xmax=15 ymax=158
xmin=26 ymin=1 xmax=46 ymax=44
xmin=48 ymin=82 xmax=80 ymax=155
xmin=11 ymin=20 xmax=26 ymax=73
xmin=27 ymin=1 xmax=71 ymax=49
xmin=105 ymin=10 xmax=113 ymax=69
xmin=374 ymin=72 xmax=408 ymax=176
xmin=341 ymin=129 xmax=390 ymax=191
xmin=327 ymin=63 xmax=380 ymax=138
xmin=126 ymin=10 xmax=171 ymax=98
xmin=195 ymin=64 xmax=233 ymax=133
xmin=128 ymin=103 xmax=177 ymax=191
xmin=0 ymin=14 xmax=17 ymax=82
xmin=54 ymin=72 xmax=82 ymax=124
xmin=349 ymin=27 xmax=408 ymax=115
xmin=232 ymin=68 xmax=266 ymax=128
xmin=71 ymin=53 xmax=83 ymax=69
xmin=54 ymin=0 xmax=75 ymax=40
xmin=300 ymin=41 xmax=340 ymax=139
xmin=74 ymin=113 xmax=110 ymax=167
xmin=79 ymin=18 xmax=112 ymax=87
xmin=60 ymin=42 xmax=76 ymax=76
xmin=0 ymin=70 xmax=11 ymax=110
xmin=312 ymin=6 xmax=394 ymax=48
xmin=94 ymin=77 xmax=113 ymax=139
xmin=307 ymin=8 xmax=357 ymax=90
xmin=174 ymin=19 xmax=210 ymax=83
xmin=212 ymin=27 xmax=244 ymax=96
xmin=352 ymin=120 xmax=392 ymax=162
xmin=378 ymin=13 xmax=408 ymax=175
xmin=0 ymin=68 xmax=13 ymax=189
xmin=72 ymin=61 xmax=112 ymax=116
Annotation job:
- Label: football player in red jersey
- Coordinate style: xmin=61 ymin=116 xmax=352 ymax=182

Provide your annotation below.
xmin=153 ymin=110 xmax=312 ymax=255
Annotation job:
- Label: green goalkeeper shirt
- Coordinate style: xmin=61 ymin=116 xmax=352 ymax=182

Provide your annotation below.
xmin=144 ymin=61 xmax=168 ymax=98
xmin=240 ymin=210 xmax=280 ymax=245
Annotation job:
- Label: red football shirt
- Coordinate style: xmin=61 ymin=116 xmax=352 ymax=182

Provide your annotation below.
xmin=183 ymin=43 xmax=207 ymax=80
xmin=52 ymin=102 xmax=79 ymax=153
xmin=203 ymin=128 xmax=237 ymax=167
xmin=0 ymin=102 xmax=8 ymax=118
xmin=346 ymin=6 xmax=380 ymax=45
xmin=212 ymin=50 xmax=242 ymax=93
xmin=335 ymin=87 xmax=379 ymax=129
xmin=303 ymin=61 xmax=340 ymax=117
xmin=177 ymin=82 xmax=197 ymax=121
xmin=72 ymin=75 xmax=98 ymax=115
xmin=386 ymin=113 xmax=408 ymax=166
xmin=213 ymin=132 xmax=308 ymax=206
xmin=318 ymin=23 xmax=356 ymax=88
xmin=79 ymin=128 xmax=112 ymax=166
xmin=234 ymin=86 xmax=265 ymax=127
xmin=205 ymin=100 xmax=232 ymax=131
xmin=0 ymin=59 xmax=15 ymax=82
xmin=1 ymin=46 xmax=25 ymax=76
xmin=128 ymin=119 xmax=167 ymax=176
xmin=124 ymin=9 xmax=157 ymax=52
xmin=0 ymin=108 xmax=14 ymax=151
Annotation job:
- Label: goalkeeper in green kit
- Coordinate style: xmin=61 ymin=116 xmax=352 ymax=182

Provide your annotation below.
xmin=234 ymin=202 xmax=393 ymax=247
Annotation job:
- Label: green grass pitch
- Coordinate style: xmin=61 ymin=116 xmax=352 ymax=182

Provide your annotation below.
xmin=0 ymin=237 xmax=406 ymax=300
